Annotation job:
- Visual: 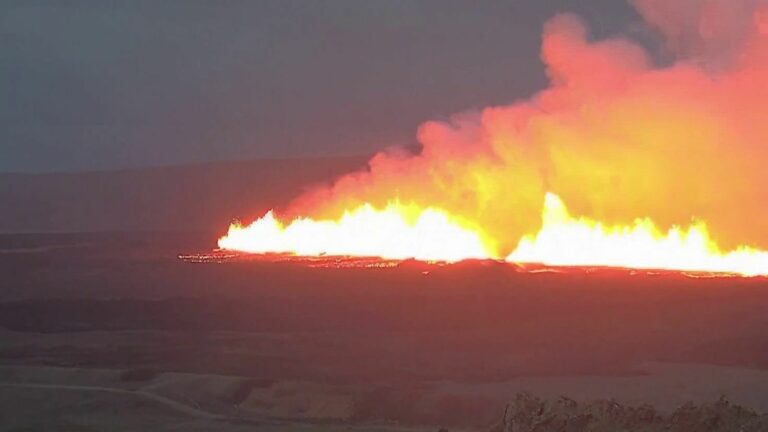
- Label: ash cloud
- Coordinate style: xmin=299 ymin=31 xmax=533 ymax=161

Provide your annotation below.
xmin=288 ymin=0 xmax=768 ymax=254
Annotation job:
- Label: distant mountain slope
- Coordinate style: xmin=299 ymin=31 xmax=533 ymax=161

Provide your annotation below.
xmin=0 ymin=156 xmax=368 ymax=233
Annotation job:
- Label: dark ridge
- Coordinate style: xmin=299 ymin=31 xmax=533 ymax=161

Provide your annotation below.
xmin=0 ymin=155 xmax=368 ymax=234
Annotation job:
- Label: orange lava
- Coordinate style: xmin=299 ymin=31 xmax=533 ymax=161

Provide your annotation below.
xmin=218 ymin=193 xmax=768 ymax=276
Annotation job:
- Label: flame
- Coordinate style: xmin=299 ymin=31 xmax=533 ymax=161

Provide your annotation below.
xmin=507 ymin=193 xmax=768 ymax=276
xmin=218 ymin=202 xmax=493 ymax=262
xmin=219 ymin=193 xmax=768 ymax=276
xmin=217 ymin=3 xmax=768 ymax=278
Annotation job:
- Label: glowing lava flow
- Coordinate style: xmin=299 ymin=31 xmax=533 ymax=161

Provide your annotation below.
xmin=507 ymin=194 xmax=768 ymax=276
xmin=218 ymin=202 xmax=493 ymax=262
xmin=219 ymin=194 xmax=768 ymax=276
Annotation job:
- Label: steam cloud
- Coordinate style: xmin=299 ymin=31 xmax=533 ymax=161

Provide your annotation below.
xmin=286 ymin=0 xmax=768 ymax=256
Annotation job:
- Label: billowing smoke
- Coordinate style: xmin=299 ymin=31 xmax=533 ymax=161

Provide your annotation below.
xmin=286 ymin=0 xmax=768 ymax=256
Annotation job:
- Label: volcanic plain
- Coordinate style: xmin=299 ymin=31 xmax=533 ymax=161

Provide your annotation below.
xmin=2 ymin=159 xmax=768 ymax=431
xmin=2 ymin=230 xmax=768 ymax=431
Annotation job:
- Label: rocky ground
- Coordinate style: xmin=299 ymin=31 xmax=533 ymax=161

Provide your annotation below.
xmin=2 ymin=232 xmax=768 ymax=430
xmin=490 ymin=393 xmax=768 ymax=432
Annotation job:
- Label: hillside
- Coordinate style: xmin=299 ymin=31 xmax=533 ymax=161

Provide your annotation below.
xmin=0 ymin=156 xmax=368 ymax=234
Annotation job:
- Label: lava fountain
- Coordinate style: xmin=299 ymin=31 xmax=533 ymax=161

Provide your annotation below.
xmin=219 ymin=203 xmax=490 ymax=263
xmin=506 ymin=194 xmax=768 ymax=276
xmin=219 ymin=193 xmax=768 ymax=275
xmin=218 ymin=0 xmax=768 ymax=276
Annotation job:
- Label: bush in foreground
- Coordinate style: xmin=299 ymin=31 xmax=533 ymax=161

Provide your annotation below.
xmin=489 ymin=393 xmax=768 ymax=432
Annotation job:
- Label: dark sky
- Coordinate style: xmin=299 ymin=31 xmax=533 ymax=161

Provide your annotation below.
xmin=1 ymin=1 xmax=641 ymax=172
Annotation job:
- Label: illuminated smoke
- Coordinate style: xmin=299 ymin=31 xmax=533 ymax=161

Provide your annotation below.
xmin=283 ymin=0 xmax=768 ymax=256
xmin=217 ymin=1 xmax=768 ymax=277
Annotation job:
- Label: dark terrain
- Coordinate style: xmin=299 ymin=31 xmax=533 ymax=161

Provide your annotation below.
xmin=0 ymin=155 xmax=367 ymax=233
xmin=1 ymin=158 xmax=768 ymax=430
xmin=2 ymin=231 xmax=768 ymax=430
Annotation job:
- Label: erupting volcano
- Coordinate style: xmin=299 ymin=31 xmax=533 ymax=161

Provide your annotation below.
xmin=219 ymin=0 xmax=768 ymax=277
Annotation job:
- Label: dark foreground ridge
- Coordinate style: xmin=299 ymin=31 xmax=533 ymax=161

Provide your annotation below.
xmin=491 ymin=394 xmax=768 ymax=432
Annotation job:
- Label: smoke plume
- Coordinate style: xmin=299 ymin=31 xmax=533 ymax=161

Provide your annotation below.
xmin=287 ymin=0 xmax=768 ymax=256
